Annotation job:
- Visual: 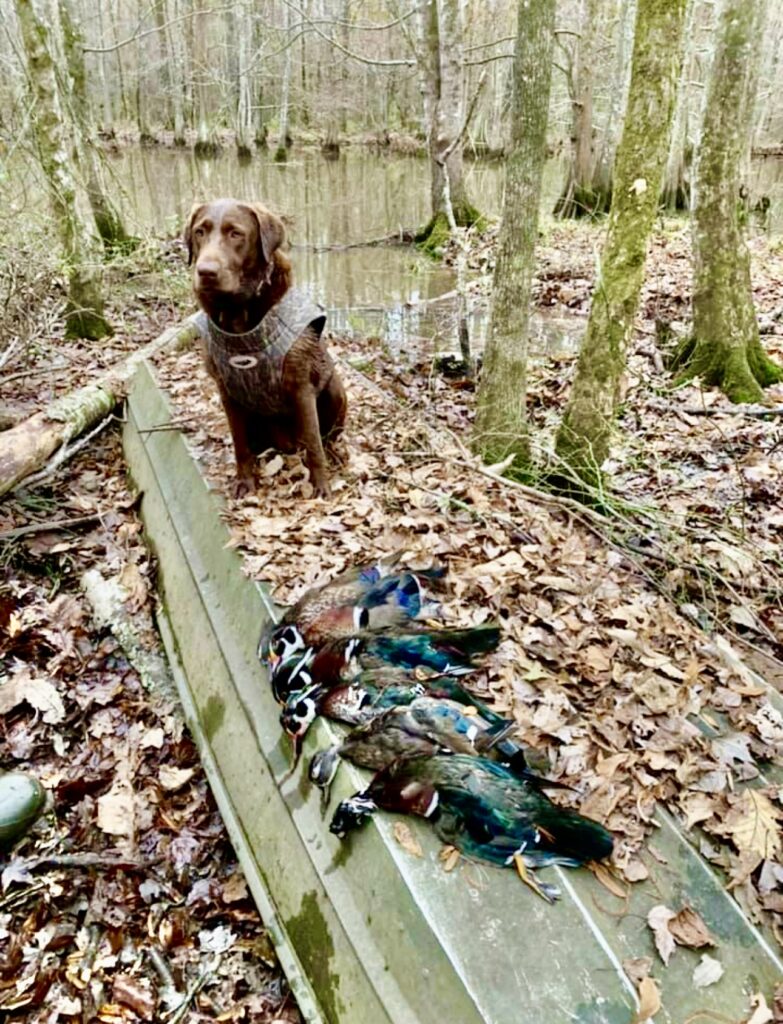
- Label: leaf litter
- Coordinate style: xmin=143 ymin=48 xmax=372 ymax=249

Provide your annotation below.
xmin=0 ymin=429 xmax=300 ymax=1022
xmin=150 ymin=221 xmax=783 ymax=1008
xmin=3 ymin=219 xmax=783 ymax=1017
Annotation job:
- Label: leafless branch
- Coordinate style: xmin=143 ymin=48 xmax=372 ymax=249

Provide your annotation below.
xmin=279 ymin=0 xmax=416 ymax=67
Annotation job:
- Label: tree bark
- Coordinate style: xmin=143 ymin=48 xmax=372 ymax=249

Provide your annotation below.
xmin=554 ymin=0 xmax=604 ymax=218
xmin=662 ymin=0 xmax=698 ymax=210
xmin=274 ymin=2 xmax=293 ymax=161
xmin=168 ymin=0 xmax=188 ymax=144
xmin=235 ymin=0 xmax=253 ymax=159
xmin=673 ymin=0 xmax=782 ymax=400
xmin=473 ymin=0 xmax=555 ymax=467
xmin=15 ymin=0 xmax=112 ymax=341
xmin=59 ymin=0 xmax=132 ymax=252
xmin=416 ymin=0 xmax=481 ymax=250
xmin=0 ymin=319 xmax=200 ymax=498
xmin=592 ymin=0 xmax=637 ymax=210
xmin=555 ymin=0 xmax=688 ymax=486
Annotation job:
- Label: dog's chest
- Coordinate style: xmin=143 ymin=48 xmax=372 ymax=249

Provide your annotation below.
xmin=195 ymin=289 xmax=326 ymax=415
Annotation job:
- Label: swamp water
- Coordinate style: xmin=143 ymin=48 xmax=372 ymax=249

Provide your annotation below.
xmin=108 ymin=145 xmax=570 ymax=358
xmin=108 ymin=146 xmax=783 ymax=358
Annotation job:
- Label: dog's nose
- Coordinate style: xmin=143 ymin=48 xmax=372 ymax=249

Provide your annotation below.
xmin=196 ymin=260 xmax=220 ymax=283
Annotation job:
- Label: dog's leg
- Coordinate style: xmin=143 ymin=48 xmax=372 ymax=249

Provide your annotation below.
xmin=294 ymin=391 xmax=331 ymax=498
xmin=219 ymin=389 xmax=257 ymax=498
xmin=317 ymin=375 xmax=348 ymax=465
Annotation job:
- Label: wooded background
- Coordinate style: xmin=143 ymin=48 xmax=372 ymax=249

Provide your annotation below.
xmin=2 ymin=0 xmax=782 ymax=175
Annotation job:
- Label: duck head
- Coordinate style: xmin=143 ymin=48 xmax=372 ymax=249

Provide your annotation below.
xmin=330 ymin=793 xmax=378 ymax=838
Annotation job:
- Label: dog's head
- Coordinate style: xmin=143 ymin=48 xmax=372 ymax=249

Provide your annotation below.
xmin=184 ymin=199 xmax=286 ymax=297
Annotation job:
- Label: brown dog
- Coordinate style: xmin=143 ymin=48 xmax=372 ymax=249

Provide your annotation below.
xmin=184 ymin=198 xmax=347 ymax=498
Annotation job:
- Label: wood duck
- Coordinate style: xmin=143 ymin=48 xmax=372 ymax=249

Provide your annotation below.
xmin=258 ymin=555 xmax=445 ymax=667
xmin=308 ymin=697 xmax=566 ymax=796
xmin=268 ymin=624 xmax=500 ymax=704
xmin=307 ymin=625 xmax=501 ymax=686
xmin=279 ymin=665 xmax=512 ymax=750
xmin=329 ymin=754 xmax=614 ymax=903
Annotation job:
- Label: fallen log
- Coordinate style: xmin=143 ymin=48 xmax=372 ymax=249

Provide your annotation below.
xmin=0 ymin=316 xmax=200 ymax=498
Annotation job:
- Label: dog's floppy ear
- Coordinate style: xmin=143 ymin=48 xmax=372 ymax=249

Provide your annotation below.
xmin=183 ymin=203 xmax=206 ymax=265
xmin=246 ymin=204 xmax=286 ymax=268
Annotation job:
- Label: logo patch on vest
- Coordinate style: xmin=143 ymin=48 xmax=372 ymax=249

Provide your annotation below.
xmin=228 ymin=354 xmax=259 ymax=370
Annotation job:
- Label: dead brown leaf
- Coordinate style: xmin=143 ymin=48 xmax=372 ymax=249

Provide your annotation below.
xmin=667 ymin=905 xmax=716 ymax=950
xmin=393 ymin=821 xmax=423 ymax=858
xmin=631 ymin=976 xmax=661 ymax=1023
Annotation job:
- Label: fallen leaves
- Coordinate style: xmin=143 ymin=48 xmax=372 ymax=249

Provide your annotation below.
xmin=647 ymin=903 xmax=715 ymax=965
xmin=0 ymin=425 xmax=298 ymax=1023
xmin=692 ymin=953 xmax=724 ymax=989
xmin=719 ymin=790 xmax=782 ymax=860
xmin=647 ymin=905 xmax=677 ymax=966
xmin=0 ymin=664 xmax=65 ymax=724
xmin=393 ymin=821 xmax=423 ymax=858
xmin=631 ymin=976 xmax=661 ymax=1023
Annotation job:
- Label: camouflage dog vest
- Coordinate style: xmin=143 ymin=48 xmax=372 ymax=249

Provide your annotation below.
xmin=194 ymin=288 xmax=327 ymax=416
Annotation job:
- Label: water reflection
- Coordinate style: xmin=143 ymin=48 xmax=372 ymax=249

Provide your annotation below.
xmin=105 ymin=146 xmax=783 ymax=358
xmin=109 ymin=146 xmax=569 ymax=356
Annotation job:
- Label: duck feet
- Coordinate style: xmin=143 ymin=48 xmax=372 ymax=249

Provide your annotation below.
xmin=513 ymin=853 xmax=560 ymax=904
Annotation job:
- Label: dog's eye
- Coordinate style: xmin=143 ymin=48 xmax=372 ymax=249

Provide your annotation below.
xmin=229 ymin=229 xmax=244 ymax=240
xmin=193 ymin=226 xmax=205 ymax=238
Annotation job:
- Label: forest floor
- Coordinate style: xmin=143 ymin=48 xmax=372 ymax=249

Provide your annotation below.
xmin=0 ymin=244 xmax=301 ymax=1022
xmin=1 ymin=217 xmax=783 ymax=1019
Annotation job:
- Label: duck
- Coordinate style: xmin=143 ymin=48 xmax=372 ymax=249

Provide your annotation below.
xmin=307 ymin=625 xmax=501 ymax=686
xmin=279 ymin=661 xmax=513 ymax=751
xmin=278 ymin=672 xmax=498 ymax=768
xmin=258 ymin=554 xmax=445 ymax=667
xmin=269 ymin=624 xmax=500 ymax=704
xmin=329 ymin=754 xmax=613 ymax=903
xmin=308 ymin=697 xmax=566 ymax=795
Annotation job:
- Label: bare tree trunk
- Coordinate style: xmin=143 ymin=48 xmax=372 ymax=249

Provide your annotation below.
xmin=672 ymin=0 xmax=782 ymax=400
xmin=274 ymin=3 xmax=292 ymax=162
xmin=555 ymin=0 xmax=603 ymax=218
xmin=60 ymin=0 xmax=132 ymax=252
xmin=193 ymin=5 xmax=219 ymax=156
xmin=108 ymin=0 xmax=129 ymax=123
xmin=95 ymin=1 xmax=113 ymax=127
xmin=15 ymin=0 xmax=111 ymax=340
xmin=555 ymin=0 xmax=687 ymax=486
xmin=662 ymin=0 xmax=699 ymax=210
xmin=252 ymin=7 xmax=267 ymax=147
xmin=153 ymin=0 xmax=175 ymax=131
xmin=416 ymin=0 xmax=481 ymax=251
xmin=473 ymin=0 xmax=556 ymax=467
xmin=168 ymin=0 xmax=188 ymax=144
xmin=235 ymin=0 xmax=252 ymax=159
xmin=593 ymin=0 xmax=637 ymax=210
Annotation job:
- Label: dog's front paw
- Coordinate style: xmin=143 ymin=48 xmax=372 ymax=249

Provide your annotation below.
xmin=230 ymin=474 xmax=256 ymax=499
xmin=310 ymin=475 xmax=332 ymax=500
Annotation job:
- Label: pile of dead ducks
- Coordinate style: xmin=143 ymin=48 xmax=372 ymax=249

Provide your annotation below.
xmin=258 ymin=553 xmax=613 ymax=902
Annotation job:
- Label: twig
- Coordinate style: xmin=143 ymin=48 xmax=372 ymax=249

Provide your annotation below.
xmin=679 ymin=404 xmax=783 ymax=418
xmin=0 ymin=363 xmax=70 ymax=386
xmin=146 ymin=946 xmax=180 ymax=997
xmin=17 ymin=414 xmax=115 ymax=492
xmin=0 ymin=513 xmax=102 ymax=542
xmin=3 ymin=852 xmax=155 ymax=873
xmin=166 ymin=956 xmax=220 ymax=1024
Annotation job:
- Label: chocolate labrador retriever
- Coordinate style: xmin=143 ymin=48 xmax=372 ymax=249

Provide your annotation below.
xmin=185 ymin=198 xmax=347 ymax=498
